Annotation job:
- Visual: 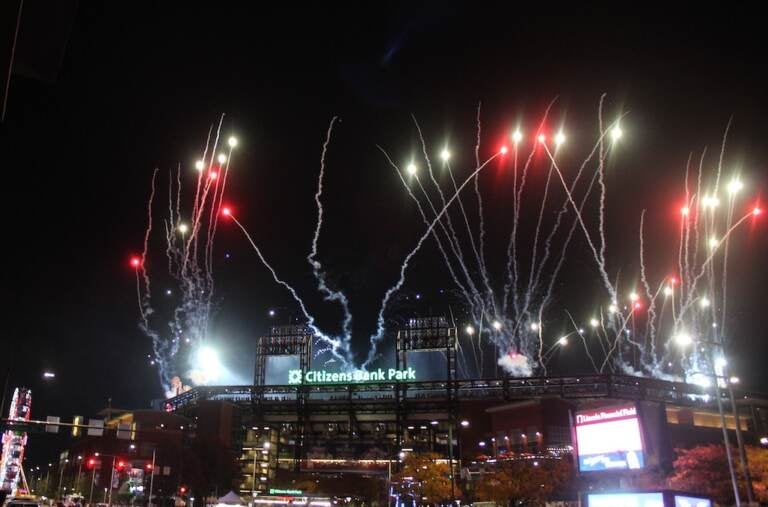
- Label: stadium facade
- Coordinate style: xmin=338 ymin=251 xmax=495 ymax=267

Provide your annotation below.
xmin=164 ymin=320 xmax=768 ymax=500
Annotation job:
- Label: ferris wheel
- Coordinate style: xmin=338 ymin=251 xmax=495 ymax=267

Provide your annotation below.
xmin=0 ymin=388 xmax=32 ymax=496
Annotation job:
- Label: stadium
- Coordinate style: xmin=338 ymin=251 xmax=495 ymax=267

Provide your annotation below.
xmin=162 ymin=319 xmax=768 ymax=502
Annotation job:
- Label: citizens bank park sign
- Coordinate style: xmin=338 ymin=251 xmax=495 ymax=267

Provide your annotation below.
xmin=287 ymin=367 xmax=417 ymax=385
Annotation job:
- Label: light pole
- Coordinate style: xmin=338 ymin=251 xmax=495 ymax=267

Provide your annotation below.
xmin=718 ymin=360 xmax=755 ymax=504
xmin=57 ymin=458 xmax=69 ymax=499
xmin=676 ymin=334 xmax=745 ymax=505
xmin=91 ymin=452 xmax=123 ymax=507
xmin=44 ymin=463 xmax=52 ymax=497
xmin=89 ymin=464 xmax=97 ymax=506
xmin=75 ymin=456 xmax=83 ymax=494
xmin=107 ymin=456 xmax=117 ymax=507
xmin=148 ymin=449 xmax=156 ymax=507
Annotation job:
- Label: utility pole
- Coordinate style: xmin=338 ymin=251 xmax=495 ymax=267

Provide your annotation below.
xmin=89 ymin=466 xmax=97 ymax=505
xmin=723 ymin=360 xmax=755 ymax=504
xmin=75 ymin=457 xmax=83 ymax=494
xmin=148 ymin=449 xmax=156 ymax=507
xmin=57 ymin=461 xmax=67 ymax=499
xmin=107 ymin=456 xmax=116 ymax=507
xmin=709 ymin=350 xmax=741 ymax=506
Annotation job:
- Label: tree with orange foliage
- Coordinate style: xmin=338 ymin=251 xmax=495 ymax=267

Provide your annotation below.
xmin=474 ymin=458 xmax=577 ymax=506
xmin=392 ymin=452 xmax=457 ymax=504
xmin=668 ymin=444 xmax=768 ymax=504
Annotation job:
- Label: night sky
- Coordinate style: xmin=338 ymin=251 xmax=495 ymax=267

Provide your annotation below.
xmin=3 ymin=3 xmax=768 ymax=462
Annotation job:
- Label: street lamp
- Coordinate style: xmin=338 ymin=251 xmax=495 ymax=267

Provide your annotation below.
xmin=88 ymin=453 xmax=125 ymax=507
xmin=57 ymin=458 xmax=69 ymax=499
xmin=676 ymin=335 xmax=754 ymax=505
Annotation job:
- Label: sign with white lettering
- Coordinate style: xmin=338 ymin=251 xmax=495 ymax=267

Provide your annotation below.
xmin=269 ymin=489 xmax=303 ymax=495
xmin=287 ymin=368 xmax=416 ymax=384
xmin=575 ymin=404 xmax=645 ymax=472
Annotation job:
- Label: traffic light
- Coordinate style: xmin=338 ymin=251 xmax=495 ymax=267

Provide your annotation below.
xmin=72 ymin=416 xmax=83 ymax=437
xmin=144 ymin=463 xmax=153 ymax=471
xmin=179 ymin=486 xmax=187 ymax=496
xmin=116 ymin=460 xmax=127 ymax=471
xmin=86 ymin=458 xmax=97 ymax=470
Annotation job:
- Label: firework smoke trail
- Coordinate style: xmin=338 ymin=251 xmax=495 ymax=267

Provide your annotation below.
xmin=535 ymin=164 xmax=603 ymax=371
xmin=541 ymin=127 xmax=621 ymax=303
xmin=362 ymin=152 xmax=502 ymax=369
xmin=471 ymin=103 xmax=494 ymax=310
xmin=689 ymin=150 xmax=706 ymax=301
xmin=187 ymin=116 xmax=224 ymax=273
xmin=596 ymin=94 xmax=609 ymax=270
xmin=413 ymin=114 xmax=497 ymax=316
xmin=638 ymin=210 xmax=658 ymax=357
xmin=567 ymin=311 xmax=599 ymax=373
xmin=587 ymin=123 xmax=761 ymax=383
xmin=522 ymin=163 xmax=555 ymax=313
xmin=206 ymin=138 xmax=236 ymax=277
xmin=445 ymin=160 xmax=487 ymax=304
xmin=515 ymin=132 xmax=611 ymax=374
xmin=380 ymin=145 xmax=487 ymax=374
xmin=307 ymin=117 xmax=354 ymax=357
xmin=135 ymin=119 xmax=253 ymax=395
xmin=378 ymin=148 xmax=478 ymax=310
xmin=226 ymin=212 xmax=352 ymax=367
xmin=503 ymin=98 xmax=557 ymax=320
xmin=399 ymin=101 xmax=619 ymax=376
xmin=414 ymin=162 xmax=485 ymax=309
xmin=530 ymin=125 xmax=607 ymax=302
xmin=412 ymin=117 xmax=489 ymax=312
xmin=136 ymin=168 xmax=181 ymax=389
xmin=720 ymin=191 xmax=736 ymax=338
xmin=501 ymin=144 xmax=520 ymax=318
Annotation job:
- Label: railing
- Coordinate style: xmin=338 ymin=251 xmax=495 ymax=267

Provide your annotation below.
xmin=164 ymin=374 xmax=767 ymax=413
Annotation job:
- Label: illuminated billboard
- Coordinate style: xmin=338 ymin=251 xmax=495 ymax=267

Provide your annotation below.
xmin=585 ymin=492 xmax=712 ymax=507
xmin=575 ymin=404 xmax=645 ymax=472
xmin=673 ymin=495 xmax=711 ymax=507
xmin=586 ymin=492 xmax=663 ymax=507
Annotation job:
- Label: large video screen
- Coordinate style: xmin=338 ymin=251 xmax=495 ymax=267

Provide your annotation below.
xmin=575 ymin=404 xmax=645 ymax=472
xmin=586 ymin=492 xmax=664 ymax=507
xmin=673 ymin=495 xmax=711 ymax=507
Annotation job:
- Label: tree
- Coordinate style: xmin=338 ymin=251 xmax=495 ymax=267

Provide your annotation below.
xmin=746 ymin=445 xmax=768 ymax=503
xmin=474 ymin=458 xmax=577 ymax=506
xmin=475 ymin=459 xmax=576 ymax=505
xmin=668 ymin=444 xmax=768 ymax=504
xmin=392 ymin=452 xmax=456 ymax=504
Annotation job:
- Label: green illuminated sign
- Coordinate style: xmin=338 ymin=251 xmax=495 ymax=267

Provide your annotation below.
xmin=287 ymin=368 xmax=416 ymax=384
xmin=269 ymin=489 xmax=303 ymax=495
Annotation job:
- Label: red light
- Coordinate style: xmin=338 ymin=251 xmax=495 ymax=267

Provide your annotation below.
xmin=681 ymin=206 xmax=690 ymax=216
xmin=537 ymin=134 xmax=546 ymax=144
xmin=222 ymin=207 xmax=231 ymax=216
xmin=499 ymin=146 xmax=508 ymax=155
xmin=145 ymin=463 xmax=153 ymax=470
xmin=634 ymin=302 xmax=642 ymax=310
xmin=753 ymin=207 xmax=762 ymax=216
xmin=209 ymin=171 xmax=218 ymax=180
xmin=117 ymin=460 xmax=126 ymax=470
xmin=179 ymin=487 xmax=187 ymax=495
xmin=87 ymin=458 xmax=97 ymax=469
xmin=670 ymin=276 xmax=678 ymax=285
xmin=130 ymin=257 xmax=141 ymax=269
